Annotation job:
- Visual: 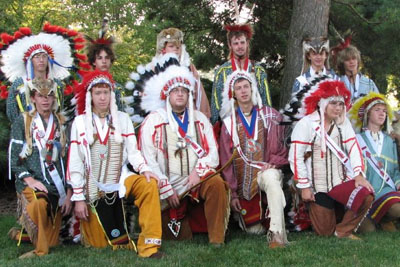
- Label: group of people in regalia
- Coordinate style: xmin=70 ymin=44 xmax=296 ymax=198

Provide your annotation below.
xmin=2 ymin=18 xmax=400 ymax=260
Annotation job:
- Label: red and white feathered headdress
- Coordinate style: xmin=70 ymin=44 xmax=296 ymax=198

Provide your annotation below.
xmin=74 ymin=70 xmax=121 ymax=144
xmin=143 ymin=54 xmax=196 ymax=135
xmin=303 ymin=79 xmax=351 ymax=153
xmin=303 ymin=80 xmax=351 ymax=116
xmin=0 ymin=23 xmax=87 ymax=98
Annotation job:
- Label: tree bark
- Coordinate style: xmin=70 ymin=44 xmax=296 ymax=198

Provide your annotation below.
xmin=279 ymin=0 xmax=330 ymax=108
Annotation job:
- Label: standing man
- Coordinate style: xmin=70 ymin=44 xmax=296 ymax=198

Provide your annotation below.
xmin=219 ymin=71 xmax=288 ymax=248
xmin=289 ymin=79 xmax=374 ymax=239
xmin=334 ymin=43 xmax=379 ymax=102
xmin=291 ymin=37 xmax=336 ymax=93
xmin=9 ymin=77 xmax=72 ymax=258
xmin=86 ymin=18 xmax=124 ymax=111
xmin=211 ymin=24 xmax=272 ymax=124
xmin=67 ymin=70 xmax=163 ymax=258
xmin=349 ymin=92 xmax=400 ymax=232
xmin=139 ymin=61 xmax=229 ymax=246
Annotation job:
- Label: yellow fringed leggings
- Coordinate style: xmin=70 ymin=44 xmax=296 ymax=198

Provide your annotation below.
xmin=81 ymin=174 xmax=162 ymax=257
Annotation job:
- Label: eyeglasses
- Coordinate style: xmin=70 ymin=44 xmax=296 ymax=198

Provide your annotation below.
xmin=32 ymin=53 xmax=48 ymax=60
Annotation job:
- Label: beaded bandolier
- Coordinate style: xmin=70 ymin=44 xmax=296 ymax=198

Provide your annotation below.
xmin=233 ymin=115 xmax=265 ymax=200
xmin=87 ymin=132 xmax=124 ymax=203
xmin=310 ymin=124 xmax=347 ymax=193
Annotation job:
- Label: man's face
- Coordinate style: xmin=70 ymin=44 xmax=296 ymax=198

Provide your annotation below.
xmin=169 ymin=86 xmax=189 ymax=111
xmin=162 ymin=42 xmax=182 ymax=57
xmin=30 ymin=91 xmax=55 ymax=114
xmin=93 ymin=50 xmax=112 ymax=72
xmin=91 ymin=84 xmax=111 ymax=113
xmin=233 ymin=79 xmax=252 ymax=105
xmin=325 ymin=100 xmax=344 ymax=121
xmin=343 ymin=56 xmax=359 ymax=75
xmin=368 ymin=103 xmax=387 ymax=127
xmin=31 ymin=52 xmax=48 ymax=73
xmin=230 ymin=35 xmax=248 ymax=58
xmin=307 ymin=50 xmax=327 ymax=70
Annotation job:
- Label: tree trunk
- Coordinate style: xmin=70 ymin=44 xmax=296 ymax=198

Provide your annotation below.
xmin=279 ymin=0 xmax=330 ymax=108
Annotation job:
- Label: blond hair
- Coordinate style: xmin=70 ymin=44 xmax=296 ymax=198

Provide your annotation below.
xmin=336 ymin=45 xmax=362 ymax=76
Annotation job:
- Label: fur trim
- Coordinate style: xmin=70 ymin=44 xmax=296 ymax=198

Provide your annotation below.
xmin=110 ymin=91 xmax=122 ymax=143
xmin=349 ymin=92 xmax=393 ymax=133
xmin=84 ymin=90 xmax=94 ymax=144
xmin=301 ymin=37 xmax=330 ymax=74
xmin=156 ymin=28 xmax=183 ymax=55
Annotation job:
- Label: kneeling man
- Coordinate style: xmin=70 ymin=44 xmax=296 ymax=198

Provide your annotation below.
xmin=67 ymin=70 xmax=163 ymax=258
xmin=289 ymin=79 xmax=374 ymax=239
xmin=139 ymin=62 xmax=229 ymax=246
xmin=10 ymin=78 xmax=72 ymax=258
xmin=349 ymin=92 xmax=400 ymax=232
xmin=219 ymin=71 xmax=288 ymax=248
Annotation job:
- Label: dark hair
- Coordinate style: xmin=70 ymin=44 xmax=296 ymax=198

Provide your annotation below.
xmin=87 ymin=45 xmax=115 ymax=66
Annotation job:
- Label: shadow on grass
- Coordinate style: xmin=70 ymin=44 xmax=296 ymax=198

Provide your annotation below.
xmin=1 ymin=214 xmax=400 ymax=267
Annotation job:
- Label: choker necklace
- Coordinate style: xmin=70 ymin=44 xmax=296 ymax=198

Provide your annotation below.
xmin=174 ymin=110 xmax=185 ymax=116
xmin=96 ymin=111 xmax=109 ymax=118
xmin=93 ymin=108 xmax=109 ymax=118
xmin=242 ymin=110 xmax=252 ymax=116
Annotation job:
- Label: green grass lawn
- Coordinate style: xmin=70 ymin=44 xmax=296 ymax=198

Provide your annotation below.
xmin=1 ymin=214 xmax=400 ymax=267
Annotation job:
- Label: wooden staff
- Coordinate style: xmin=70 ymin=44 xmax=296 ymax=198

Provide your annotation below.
xmin=179 ymin=149 xmax=237 ymax=200
xmin=161 ymin=149 xmax=237 ymax=211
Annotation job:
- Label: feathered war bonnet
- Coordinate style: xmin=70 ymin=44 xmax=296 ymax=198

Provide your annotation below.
xmin=303 ymin=79 xmax=351 ymax=154
xmin=137 ymin=53 xmax=196 ymax=136
xmin=301 ymin=36 xmax=330 ymax=74
xmin=219 ymin=70 xmax=268 ymax=147
xmin=74 ymin=70 xmax=122 ymax=145
xmin=348 ymin=92 xmax=393 ymax=133
xmin=0 ymin=23 xmax=86 ymax=100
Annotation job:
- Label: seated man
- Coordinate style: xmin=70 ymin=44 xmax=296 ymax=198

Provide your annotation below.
xmin=349 ymin=92 xmax=400 ymax=232
xmin=139 ymin=62 xmax=229 ymax=245
xmin=9 ymin=77 xmax=72 ymax=258
xmin=67 ymin=70 xmax=163 ymax=258
xmin=289 ymin=79 xmax=374 ymax=239
xmin=219 ymin=71 xmax=288 ymax=248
